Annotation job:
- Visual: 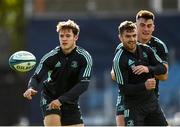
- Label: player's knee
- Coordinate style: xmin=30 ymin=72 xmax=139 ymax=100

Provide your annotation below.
xmin=44 ymin=114 xmax=61 ymax=126
xmin=116 ymin=115 xmax=125 ymax=126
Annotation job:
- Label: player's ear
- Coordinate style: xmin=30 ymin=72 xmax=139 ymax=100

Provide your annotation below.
xmin=74 ymin=35 xmax=78 ymax=41
xmin=134 ymin=22 xmax=137 ymax=26
xmin=152 ymin=24 xmax=155 ymax=32
xmin=118 ymin=34 xmax=122 ymax=42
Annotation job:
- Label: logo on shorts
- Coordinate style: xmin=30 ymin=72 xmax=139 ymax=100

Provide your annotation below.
xmin=42 ymin=97 xmax=47 ymax=105
xmin=118 ymin=105 xmax=125 ymax=111
xmin=127 ymin=120 xmax=134 ymax=126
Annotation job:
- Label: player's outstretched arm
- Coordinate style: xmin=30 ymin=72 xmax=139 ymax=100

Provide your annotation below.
xmin=23 ymin=88 xmax=37 ymax=100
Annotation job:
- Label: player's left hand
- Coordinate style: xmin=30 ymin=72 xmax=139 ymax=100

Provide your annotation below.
xmin=48 ymin=99 xmax=62 ymax=110
xmin=132 ymin=65 xmax=149 ymax=75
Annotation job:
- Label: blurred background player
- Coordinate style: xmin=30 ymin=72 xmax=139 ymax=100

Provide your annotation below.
xmin=113 ymin=20 xmax=168 ymax=126
xmin=23 ymin=20 xmax=93 ymax=126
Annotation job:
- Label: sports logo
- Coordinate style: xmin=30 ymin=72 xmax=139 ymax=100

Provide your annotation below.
xmin=127 ymin=120 xmax=134 ymax=126
xmin=42 ymin=97 xmax=47 ymax=105
xmin=117 ymin=105 xmax=125 ymax=111
xmin=55 ymin=61 xmax=61 ymax=67
xmin=71 ymin=61 xmax=78 ymax=68
xmin=128 ymin=59 xmax=135 ymax=68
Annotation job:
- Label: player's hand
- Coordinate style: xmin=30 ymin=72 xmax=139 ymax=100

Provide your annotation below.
xmin=145 ymin=78 xmax=156 ymax=90
xmin=48 ymin=99 xmax=62 ymax=110
xmin=23 ymin=88 xmax=38 ymax=100
xmin=111 ymin=68 xmax=116 ymax=81
xmin=132 ymin=65 xmax=149 ymax=75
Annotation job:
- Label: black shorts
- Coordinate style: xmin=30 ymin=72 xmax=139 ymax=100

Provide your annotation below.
xmin=40 ymin=95 xmax=83 ymax=126
xmin=116 ymin=94 xmax=125 ymax=116
xmin=124 ymin=100 xmax=168 ymax=126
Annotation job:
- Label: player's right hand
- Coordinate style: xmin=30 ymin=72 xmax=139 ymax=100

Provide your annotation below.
xmin=23 ymin=88 xmax=38 ymax=100
xmin=145 ymin=78 xmax=156 ymax=90
xmin=111 ymin=68 xmax=116 ymax=81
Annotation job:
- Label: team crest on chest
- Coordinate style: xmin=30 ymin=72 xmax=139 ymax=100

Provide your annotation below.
xmin=71 ymin=61 xmax=78 ymax=68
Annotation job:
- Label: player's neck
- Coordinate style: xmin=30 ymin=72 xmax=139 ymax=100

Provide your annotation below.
xmin=127 ymin=46 xmax=137 ymax=53
xmin=138 ymin=37 xmax=151 ymax=44
xmin=62 ymin=45 xmax=76 ymax=55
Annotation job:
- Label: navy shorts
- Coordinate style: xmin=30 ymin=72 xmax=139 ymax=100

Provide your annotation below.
xmin=124 ymin=100 xmax=168 ymax=126
xmin=116 ymin=94 xmax=125 ymax=116
xmin=40 ymin=95 xmax=83 ymax=126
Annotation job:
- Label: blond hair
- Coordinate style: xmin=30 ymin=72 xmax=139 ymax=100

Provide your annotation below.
xmin=56 ymin=20 xmax=80 ymax=36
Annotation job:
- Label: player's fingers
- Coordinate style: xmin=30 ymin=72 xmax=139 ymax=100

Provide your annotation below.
xmin=132 ymin=66 xmax=139 ymax=71
xmin=24 ymin=94 xmax=32 ymax=100
xmin=23 ymin=91 xmax=30 ymax=98
xmin=133 ymin=68 xmax=143 ymax=75
xmin=48 ymin=103 xmax=53 ymax=109
xmin=136 ymin=69 xmax=144 ymax=75
xmin=31 ymin=91 xmax=37 ymax=95
xmin=133 ymin=66 xmax=143 ymax=73
xmin=49 ymin=103 xmax=56 ymax=109
xmin=30 ymin=89 xmax=37 ymax=95
xmin=32 ymin=89 xmax=38 ymax=93
xmin=150 ymin=83 xmax=156 ymax=89
xmin=53 ymin=105 xmax=60 ymax=109
xmin=132 ymin=67 xmax=140 ymax=74
xmin=23 ymin=92 xmax=26 ymax=98
xmin=27 ymin=96 xmax=32 ymax=100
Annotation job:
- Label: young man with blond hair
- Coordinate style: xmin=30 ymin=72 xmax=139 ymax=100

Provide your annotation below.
xmin=23 ymin=20 xmax=93 ymax=126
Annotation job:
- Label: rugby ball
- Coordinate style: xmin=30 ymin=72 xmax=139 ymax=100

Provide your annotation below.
xmin=9 ymin=51 xmax=36 ymax=72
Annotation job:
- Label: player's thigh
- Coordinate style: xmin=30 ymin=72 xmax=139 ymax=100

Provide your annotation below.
xmin=116 ymin=115 xmax=125 ymax=126
xmin=40 ymin=95 xmax=62 ymax=126
xmin=44 ymin=114 xmax=61 ymax=126
xmin=116 ymin=104 xmax=125 ymax=126
xmin=144 ymin=103 xmax=168 ymax=126
xmin=124 ymin=107 xmax=145 ymax=126
xmin=116 ymin=95 xmax=125 ymax=126
xmin=61 ymin=104 xmax=83 ymax=126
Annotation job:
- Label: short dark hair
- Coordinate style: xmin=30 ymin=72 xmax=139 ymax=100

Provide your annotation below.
xmin=136 ymin=10 xmax=155 ymax=21
xmin=118 ymin=21 xmax=136 ymax=35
